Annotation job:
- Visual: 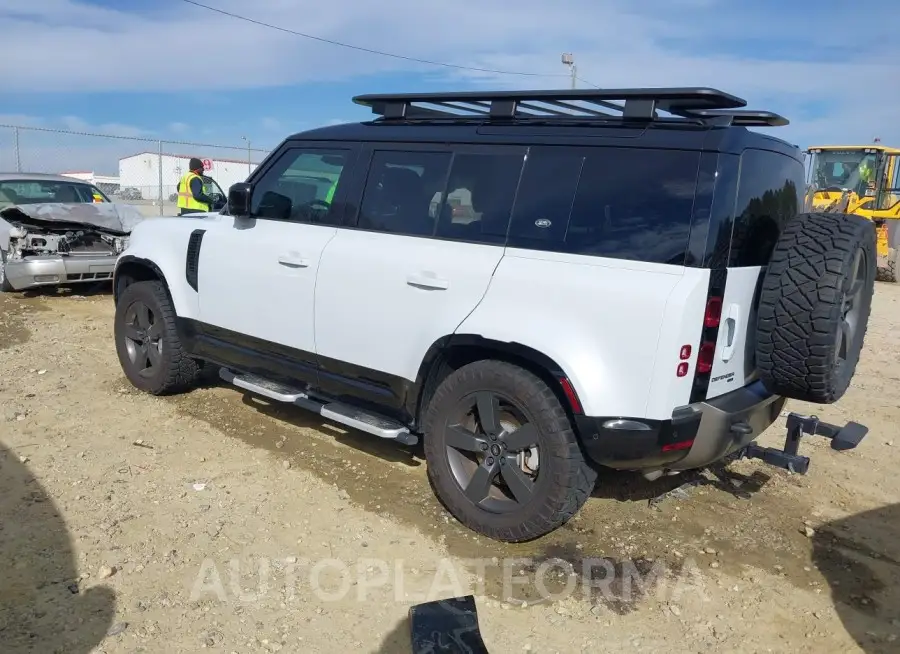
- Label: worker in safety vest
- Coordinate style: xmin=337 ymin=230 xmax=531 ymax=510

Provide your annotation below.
xmin=176 ymin=158 xmax=214 ymax=215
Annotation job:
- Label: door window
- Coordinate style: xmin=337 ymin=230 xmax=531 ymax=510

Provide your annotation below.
xmin=358 ymin=150 xmax=452 ymax=237
xmin=357 ymin=149 xmax=524 ymax=244
xmin=433 ymin=153 xmax=524 ymax=244
xmin=250 ymin=148 xmax=350 ymax=223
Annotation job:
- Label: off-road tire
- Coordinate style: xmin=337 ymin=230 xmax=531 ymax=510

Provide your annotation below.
xmin=422 ymin=360 xmax=597 ymax=542
xmin=756 ymin=212 xmax=876 ymax=404
xmin=114 ymin=280 xmax=200 ymax=394
xmin=876 ymin=247 xmax=899 ymax=283
xmin=0 ymin=248 xmax=13 ymax=292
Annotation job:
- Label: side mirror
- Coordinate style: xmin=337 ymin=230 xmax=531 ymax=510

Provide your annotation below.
xmin=228 ymin=183 xmax=252 ymax=216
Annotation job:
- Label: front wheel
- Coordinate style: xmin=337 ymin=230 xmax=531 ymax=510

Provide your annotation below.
xmin=114 ymin=280 xmax=200 ymax=394
xmin=422 ymin=360 xmax=597 ymax=542
xmin=0 ymin=248 xmax=14 ymax=292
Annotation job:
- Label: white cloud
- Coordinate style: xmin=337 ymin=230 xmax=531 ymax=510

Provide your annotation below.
xmin=0 ymin=0 xmax=898 ymax=146
xmin=169 ymin=121 xmax=190 ymax=133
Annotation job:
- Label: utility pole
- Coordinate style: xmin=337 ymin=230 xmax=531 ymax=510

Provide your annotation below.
xmin=14 ymin=126 xmax=21 ymax=172
xmin=561 ymin=53 xmax=576 ymax=89
xmin=241 ymin=136 xmax=251 ymax=175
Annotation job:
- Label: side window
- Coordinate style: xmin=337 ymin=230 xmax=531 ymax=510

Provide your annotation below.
xmin=358 ymin=150 xmax=452 ymax=237
xmin=507 ymin=146 xmax=700 ymax=265
xmin=433 ymin=153 xmax=524 ymax=244
xmin=506 ymin=148 xmax=584 ymax=245
xmin=730 ymin=149 xmax=805 ymax=267
xmin=251 ymin=148 xmax=349 ymax=223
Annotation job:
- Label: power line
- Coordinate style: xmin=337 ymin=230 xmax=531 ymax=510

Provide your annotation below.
xmin=179 ymin=0 xmax=570 ymax=80
xmin=576 ymin=76 xmax=601 ymax=89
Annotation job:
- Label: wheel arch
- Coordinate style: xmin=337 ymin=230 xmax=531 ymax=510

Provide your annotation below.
xmin=113 ymin=256 xmax=170 ymax=305
xmin=410 ymin=334 xmax=584 ymax=431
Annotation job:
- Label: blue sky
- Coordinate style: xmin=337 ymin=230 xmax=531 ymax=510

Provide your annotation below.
xmin=1 ymin=0 xmax=898 ymax=174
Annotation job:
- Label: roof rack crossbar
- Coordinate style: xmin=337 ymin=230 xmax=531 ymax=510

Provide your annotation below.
xmin=678 ymin=109 xmax=790 ymax=127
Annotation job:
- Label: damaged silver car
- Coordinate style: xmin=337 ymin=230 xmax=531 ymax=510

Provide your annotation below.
xmin=0 ymin=173 xmax=146 ymax=292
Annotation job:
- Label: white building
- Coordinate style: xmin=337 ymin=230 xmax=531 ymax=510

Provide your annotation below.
xmin=118 ymin=152 xmax=259 ymax=201
xmin=60 ymin=171 xmax=121 ymax=195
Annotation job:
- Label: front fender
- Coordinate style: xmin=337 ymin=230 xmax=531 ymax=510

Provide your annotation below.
xmin=115 ymin=217 xmax=215 ymax=319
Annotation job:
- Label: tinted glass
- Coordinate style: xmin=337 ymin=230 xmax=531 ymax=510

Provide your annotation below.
xmin=434 ymin=153 xmax=524 ymax=244
xmin=251 ymin=148 xmax=349 ymax=223
xmin=730 ymin=149 xmax=805 ymax=267
xmin=507 ymin=147 xmax=700 ymax=265
xmin=358 ymin=150 xmax=452 ymax=237
xmin=506 ymin=148 xmax=584 ymax=245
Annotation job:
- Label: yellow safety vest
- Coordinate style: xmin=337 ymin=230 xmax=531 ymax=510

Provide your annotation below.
xmin=177 ymin=171 xmax=209 ymax=211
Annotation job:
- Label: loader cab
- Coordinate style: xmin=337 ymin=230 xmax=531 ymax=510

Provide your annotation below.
xmin=805 ymin=146 xmax=883 ymax=213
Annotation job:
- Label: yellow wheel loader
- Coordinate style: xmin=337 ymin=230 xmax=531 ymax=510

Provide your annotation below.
xmin=806 ymin=144 xmax=900 ymax=281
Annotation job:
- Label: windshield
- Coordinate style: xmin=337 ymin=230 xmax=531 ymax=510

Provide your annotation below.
xmin=0 ymin=179 xmax=111 ymax=208
xmin=809 ymin=150 xmax=879 ymax=197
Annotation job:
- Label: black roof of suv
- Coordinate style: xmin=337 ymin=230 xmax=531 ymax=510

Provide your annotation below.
xmin=287 ymin=87 xmax=800 ymax=159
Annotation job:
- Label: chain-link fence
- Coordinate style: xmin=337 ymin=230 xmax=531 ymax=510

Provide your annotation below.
xmin=0 ymin=124 xmax=272 ymax=216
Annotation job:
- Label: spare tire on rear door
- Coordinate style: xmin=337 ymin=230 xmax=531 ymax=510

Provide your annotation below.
xmin=756 ymin=212 xmax=876 ymax=404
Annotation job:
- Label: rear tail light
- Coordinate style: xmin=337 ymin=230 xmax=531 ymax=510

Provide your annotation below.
xmin=696 ymin=341 xmax=716 ymax=373
xmin=662 ymin=439 xmax=695 ymax=452
xmin=704 ymin=296 xmax=723 ymax=328
xmin=679 ymin=344 xmax=691 ymax=360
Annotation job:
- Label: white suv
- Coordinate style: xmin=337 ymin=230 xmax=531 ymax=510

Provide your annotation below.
xmin=112 ymin=88 xmax=873 ymax=542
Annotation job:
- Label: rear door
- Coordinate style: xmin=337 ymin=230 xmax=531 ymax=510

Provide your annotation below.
xmin=704 ymin=148 xmax=807 ymax=399
xmin=313 ymin=143 xmax=525 ymax=414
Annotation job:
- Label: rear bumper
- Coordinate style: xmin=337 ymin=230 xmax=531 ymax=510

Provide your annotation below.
xmin=577 ymin=380 xmax=786 ymax=471
xmin=4 ymin=254 xmax=116 ymax=290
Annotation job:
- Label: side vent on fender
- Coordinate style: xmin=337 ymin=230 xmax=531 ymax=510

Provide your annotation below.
xmin=185 ymin=229 xmax=205 ymax=291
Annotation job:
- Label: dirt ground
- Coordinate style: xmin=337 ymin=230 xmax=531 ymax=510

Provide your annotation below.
xmin=1 ymin=281 xmax=899 ymax=654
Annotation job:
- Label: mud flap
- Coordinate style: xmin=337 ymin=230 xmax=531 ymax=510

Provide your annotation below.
xmin=409 ymin=595 xmax=489 ymax=653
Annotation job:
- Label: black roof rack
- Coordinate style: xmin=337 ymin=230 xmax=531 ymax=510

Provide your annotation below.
xmin=352 ymin=88 xmax=788 ymax=127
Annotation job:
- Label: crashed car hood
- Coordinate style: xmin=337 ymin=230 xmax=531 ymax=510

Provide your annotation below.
xmin=0 ymin=202 xmax=146 ymax=235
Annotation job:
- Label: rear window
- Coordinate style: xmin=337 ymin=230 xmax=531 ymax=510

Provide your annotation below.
xmin=0 ymin=180 xmax=109 ymax=207
xmin=730 ymin=149 xmax=805 ymax=267
xmin=506 ymin=146 xmax=701 ymax=265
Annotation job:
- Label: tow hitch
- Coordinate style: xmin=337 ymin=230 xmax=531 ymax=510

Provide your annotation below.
xmin=740 ymin=412 xmax=868 ymax=474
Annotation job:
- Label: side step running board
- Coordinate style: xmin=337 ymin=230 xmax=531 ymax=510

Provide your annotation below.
xmin=739 ymin=412 xmax=868 ymax=474
xmin=218 ymin=368 xmax=418 ymax=446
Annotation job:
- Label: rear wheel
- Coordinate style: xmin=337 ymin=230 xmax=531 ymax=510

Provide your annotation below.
xmin=422 ymin=360 xmax=596 ymax=542
xmin=756 ymin=212 xmax=876 ymax=404
xmin=876 ymin=247 xmax=899 ymax=283
xmin=114 ymin=280 xmax=200 ymax=394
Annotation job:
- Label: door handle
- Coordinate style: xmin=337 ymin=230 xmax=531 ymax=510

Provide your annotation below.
xmin=720 ymin=304 xmax=740 ymax=362
xmin=406 ymin=271 xmax=450 ymax=290
xmin=277 ymin=254 xmax=310 ymax=268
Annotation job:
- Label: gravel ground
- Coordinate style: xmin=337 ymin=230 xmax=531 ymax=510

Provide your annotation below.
xmin=1 ymin=282 xmax=899 ymax=653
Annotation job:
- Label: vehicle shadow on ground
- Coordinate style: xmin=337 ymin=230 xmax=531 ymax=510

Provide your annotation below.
xmin=231 ymin=389 xmax=424 ymax=468
xmin=0 ymin=440 xmax=116 ymax=653
xmin=19 ymin=281 xmax=113 ymax=299
xmin=590 ymin=459 xmax=773 ymax=504
xmin=812 ymin=503 xmax=900 ymax=653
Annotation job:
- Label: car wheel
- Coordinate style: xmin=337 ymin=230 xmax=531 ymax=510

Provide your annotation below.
xmin=114 ymin=280 xmax=200 ymax=394
xmin=0 ymin=248 xmax=13 ymax=292
xmin=423 ymin=360 xmax=597 ymax=542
